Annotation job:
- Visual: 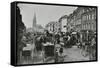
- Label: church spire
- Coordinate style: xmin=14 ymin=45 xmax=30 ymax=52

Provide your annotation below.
xmin=33 ymin=12 xmax=36 ymax=28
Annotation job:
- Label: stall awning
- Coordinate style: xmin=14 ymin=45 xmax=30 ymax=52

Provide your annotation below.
xmin=71 ymin=32 xmax=77 ymax=34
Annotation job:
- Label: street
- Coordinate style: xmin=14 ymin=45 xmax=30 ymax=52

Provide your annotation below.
xmin=15 ymin=4 xmax=97 ymax=65
xmin=63 ymin=46 xmax=90 ymax=62
xmin=19 ymin=45 xmax=90 ymax=64
xmin=45 ymin=46 xmax=90 ymax=63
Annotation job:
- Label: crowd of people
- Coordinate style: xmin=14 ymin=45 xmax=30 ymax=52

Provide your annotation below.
xmin=19 ymin=30 xmax=96 ymax=63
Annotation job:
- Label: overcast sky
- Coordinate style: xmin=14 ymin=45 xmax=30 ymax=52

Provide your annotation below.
xmin=17 ymin=3 xmax=77 ymax=28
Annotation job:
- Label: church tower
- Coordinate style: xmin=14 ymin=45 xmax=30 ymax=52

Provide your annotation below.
xmin=32 ymin=12 xmax=37 ymax=31
xmin=33 ymin=12 xmax=37 ymax=27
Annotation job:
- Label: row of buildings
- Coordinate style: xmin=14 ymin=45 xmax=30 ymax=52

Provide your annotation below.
xmin=45 ymin=6 xmax=97 ymax=33
xmin=45 ymin=15 xmax=68 ymax=33
xmin=45 ymin=21 xmax=61 ymax=33
xmin=67 ymin=7 xmax=97 ymax=32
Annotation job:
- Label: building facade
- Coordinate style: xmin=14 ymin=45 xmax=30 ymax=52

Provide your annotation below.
xmin=58 ymin=15 xmax=68 ymax=32
xmin=81 ymin=7 xmax=96 ymax=32
xmin=45 ymin=21 xmax=61 ymax=33
xmin=67 ymin=7 xmax=97 ymax=32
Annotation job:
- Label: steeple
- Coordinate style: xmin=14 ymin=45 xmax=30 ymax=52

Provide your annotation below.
xmin=33 ymin=12 xmax=37 ymax=28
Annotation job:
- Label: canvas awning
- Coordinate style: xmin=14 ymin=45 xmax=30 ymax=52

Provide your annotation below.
xmin=71 ymin=32 xmax=77 ymax=34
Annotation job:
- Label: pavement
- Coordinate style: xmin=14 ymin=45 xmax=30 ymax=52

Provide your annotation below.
xmin=45 ymin=46 xmax=90 ymax=63
xmin=19 ymin=46 xmax=90 ymax=64
xmin=63 ymin=46 xmax=90 ymax=62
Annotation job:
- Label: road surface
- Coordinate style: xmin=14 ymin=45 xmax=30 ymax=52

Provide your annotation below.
xmin=19 ymin=46 xmax=90 ymax=64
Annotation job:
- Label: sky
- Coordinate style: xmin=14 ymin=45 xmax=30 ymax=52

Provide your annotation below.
xmin=17 ymin=3 xmax=77 ymax=28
